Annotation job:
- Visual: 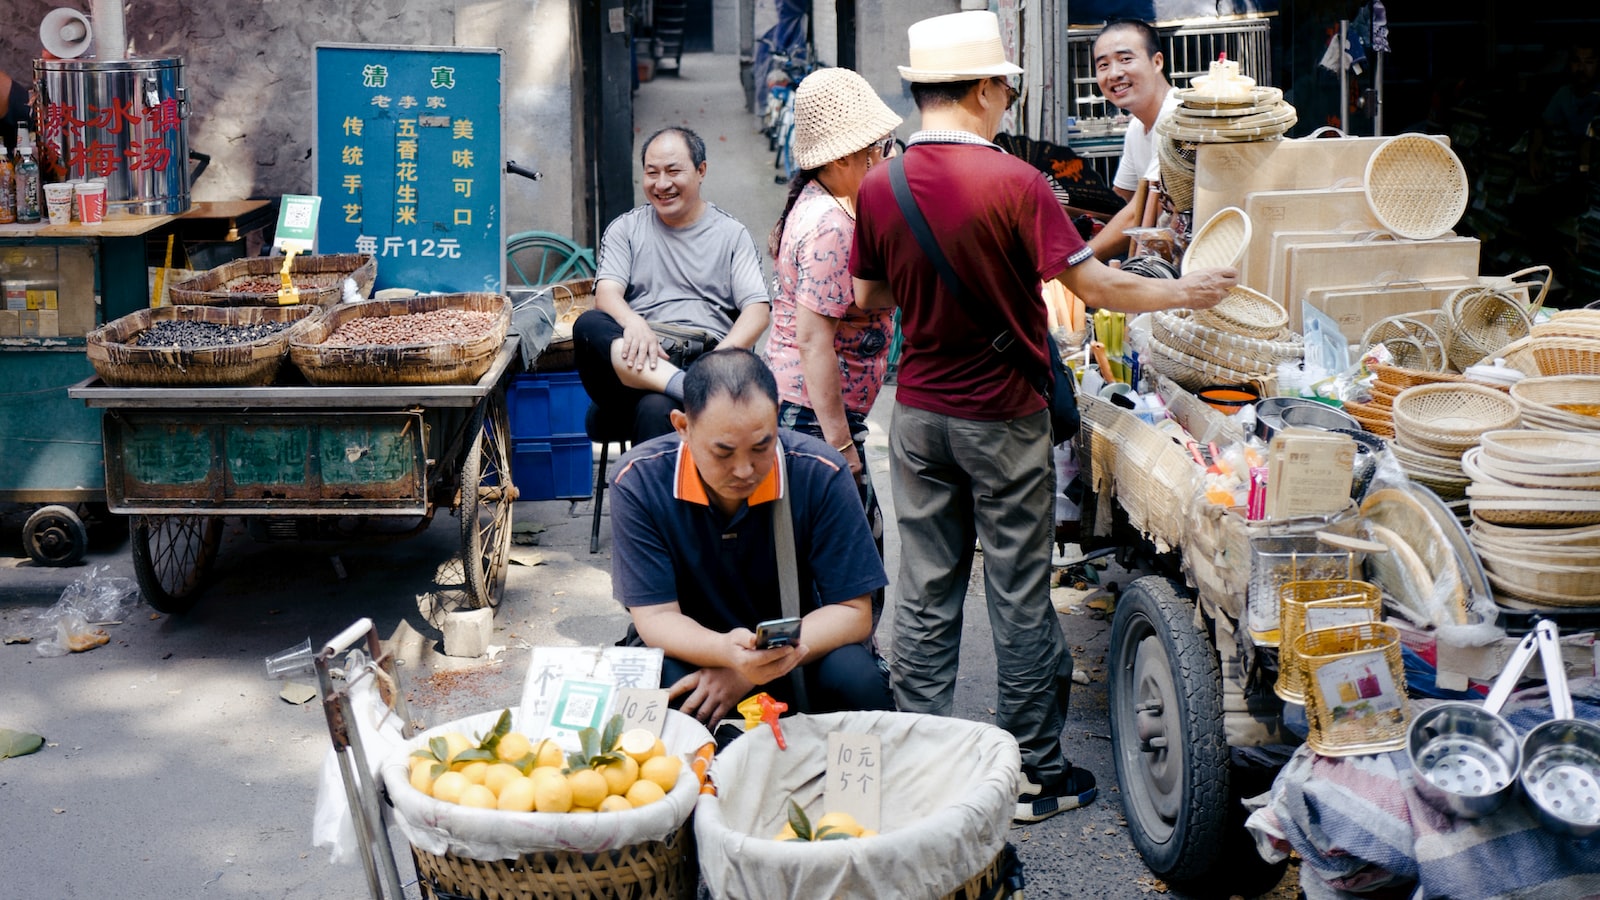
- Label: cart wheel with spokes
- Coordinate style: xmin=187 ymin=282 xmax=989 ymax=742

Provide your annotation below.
xmin=457 ymin=392 xmax=514 ymax=608
xmin=1109 ymin=574 xmax=1230 ymax=885
xmin=130 ymin=514 xmax=223 ymax=614
xmin=23 ymin=504 xmax=88 ymax=567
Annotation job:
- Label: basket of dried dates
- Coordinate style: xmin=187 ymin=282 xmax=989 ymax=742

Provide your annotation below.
xmin=167 ymin=253 xmax=376 ymax=307
xmin=87 ymin=305 xmax=324 ymax=386
xmin=289 ymin=293 xmax=511 ymax=386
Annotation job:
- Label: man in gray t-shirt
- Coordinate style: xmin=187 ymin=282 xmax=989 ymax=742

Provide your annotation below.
xmin=573 ymin=127 xmax=771 ymax=444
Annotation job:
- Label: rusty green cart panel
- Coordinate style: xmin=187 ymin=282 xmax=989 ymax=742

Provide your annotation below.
xmin=103 ymin=411 xmax=428 ymax=514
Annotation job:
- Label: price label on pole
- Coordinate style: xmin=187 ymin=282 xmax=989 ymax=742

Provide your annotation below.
xmin=614 ymin=688 xmax=671 ymax=738
xmin=824 ymin=732 xmax=882 ymax=832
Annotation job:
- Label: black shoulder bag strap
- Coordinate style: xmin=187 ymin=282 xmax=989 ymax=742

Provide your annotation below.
xmin=771 ymin=450 xmax=811 ymax=713
xmin=887 ymin=154 xmax=1053 ymax=400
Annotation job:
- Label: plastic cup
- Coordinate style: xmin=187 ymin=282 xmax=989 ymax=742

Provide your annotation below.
xmin=263 ymin=637 xmax=315 ymax=679
xmin=66 ymin=180 xmax=84 ymax=221
xmin=74 ymin=181 xmax=106 ymax=225
xmin=43 ymin=183 xmax=73 ymax=225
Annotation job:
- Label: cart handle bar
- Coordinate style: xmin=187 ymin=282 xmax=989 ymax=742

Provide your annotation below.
xmin=324 ymin=618 xmax=374 ymax=658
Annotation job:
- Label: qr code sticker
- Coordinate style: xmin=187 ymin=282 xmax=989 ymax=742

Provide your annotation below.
xmin=558 ymin=692 xmax=597 ymax=728
xmin=283 ymin=203 xmax=314 ymax=229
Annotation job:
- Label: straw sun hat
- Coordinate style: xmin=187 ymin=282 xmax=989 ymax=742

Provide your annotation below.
xmin=792 ymin=68 xmax=903 ymax=172
xmin=898 ymin=10 xmax=1024 ymax=84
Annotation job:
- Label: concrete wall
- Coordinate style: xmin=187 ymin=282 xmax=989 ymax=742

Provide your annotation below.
xmin=2 ymin=0 xmax=581 ymax=239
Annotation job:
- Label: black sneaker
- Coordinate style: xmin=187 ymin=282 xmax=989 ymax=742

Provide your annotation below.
xmin=1015 ymin=765 xmax=1097 ymax=823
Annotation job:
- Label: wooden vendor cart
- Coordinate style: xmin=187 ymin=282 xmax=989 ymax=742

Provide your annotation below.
xmin=66 ymin=338 xmax=518 ymax=613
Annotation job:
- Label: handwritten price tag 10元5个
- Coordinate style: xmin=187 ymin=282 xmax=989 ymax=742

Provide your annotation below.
xmin=824 ymin=732 xmax=881 ymax=831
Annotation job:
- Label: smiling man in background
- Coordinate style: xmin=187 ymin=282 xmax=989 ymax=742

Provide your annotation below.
xmin=574 ymin=127 xmax=772 ymax=444
xmin=1087 ymin=19 xmax=1180 ymax=260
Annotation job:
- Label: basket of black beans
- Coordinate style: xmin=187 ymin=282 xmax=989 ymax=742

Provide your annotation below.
xmin=87 ymin=305 xmax=325 ymax=387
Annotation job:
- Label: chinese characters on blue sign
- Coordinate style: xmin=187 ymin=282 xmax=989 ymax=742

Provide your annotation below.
xmin=315 ymin=44 xmax=504 ymax=293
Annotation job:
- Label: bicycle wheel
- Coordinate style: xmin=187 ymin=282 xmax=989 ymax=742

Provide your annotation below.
xmin=506 ymin=231 xmax=596 ymax=287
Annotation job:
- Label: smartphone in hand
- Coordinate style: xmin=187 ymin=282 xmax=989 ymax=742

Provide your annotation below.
xmin=753 ymin=616 xmax=802 ymax=649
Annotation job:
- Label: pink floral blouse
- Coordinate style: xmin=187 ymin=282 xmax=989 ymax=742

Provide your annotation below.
xmin=764 ymin=180 xmax=896 ymax=414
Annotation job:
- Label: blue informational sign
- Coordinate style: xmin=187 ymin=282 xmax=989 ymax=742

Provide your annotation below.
xmin=314 ymin=44 xmax=504 ymax=293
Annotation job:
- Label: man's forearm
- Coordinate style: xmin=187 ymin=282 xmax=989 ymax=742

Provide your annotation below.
xmin=797 ymin=598 xmax=872 ymax=664
xmin=720 ymin=302 xmax=771 ymax=349
xmin=632 ymin=604 xmax=735 ymax=670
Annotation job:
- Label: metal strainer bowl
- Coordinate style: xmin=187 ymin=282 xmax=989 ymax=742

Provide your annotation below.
xmin=1407 ymin=627 xmax=1539 ymax=819
xmin=1519 ymin=620 xmax=1600 ymax=839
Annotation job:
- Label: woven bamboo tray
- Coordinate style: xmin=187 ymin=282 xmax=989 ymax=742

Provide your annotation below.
xmin=290 ymin=293 xmax=510 ymax=386
xmin=87 ymin=305 xmax=323 ymax=387
xmin=168 ymin=253 xmax=376 ymax=307
xmin=1391 ymin=383 xmax=1520 ymax=454
xmin=1151 ymin=311 xmax=1301 ymax=370
xmin=1508 ymin=375 xmax=1600 ymax=432
xmin=1145 ymin=336 xmax=1264 ymax=391
xmin=1531 ymin=336 xmax=1600 ymax=376
xmin=1363 ymin=134 xmax=1468 ymax=240
xmin=1194 ymin=285 xmax=1288 ymax=339
xmin=1479 ymin=429 xmax=1600 ymax=471
xmin=1182 ymin=206 xmax=1250 ymax=274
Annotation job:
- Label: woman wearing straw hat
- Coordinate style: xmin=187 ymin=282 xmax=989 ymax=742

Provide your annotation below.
xmin=763 ymin=67 xmax=902 ymax=624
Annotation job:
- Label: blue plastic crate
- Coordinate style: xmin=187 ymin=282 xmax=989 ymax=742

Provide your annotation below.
xmin=508 ymin=371 xmax=590 ymax=440
xmin=512 ymin=436 xmax=594 ymax=501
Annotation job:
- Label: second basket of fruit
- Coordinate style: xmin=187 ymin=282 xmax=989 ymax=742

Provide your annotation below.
xmin=383 ymin=707 xmax=711 ymax=899
xmin=695 ymin=710 xmax=1021 ymax=900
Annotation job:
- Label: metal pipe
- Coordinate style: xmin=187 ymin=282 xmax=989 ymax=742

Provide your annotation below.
xmin=1338 ymin=20 xmax=1349 ymax=135
xmin=90 ymin=0 xmax=125 ymax=60
xmin=1374 ymin=48 xmax=1384 ymax=136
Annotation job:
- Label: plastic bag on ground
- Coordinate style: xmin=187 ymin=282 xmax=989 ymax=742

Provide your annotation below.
xmin=27 ymin=565 xmax=140 ymax=656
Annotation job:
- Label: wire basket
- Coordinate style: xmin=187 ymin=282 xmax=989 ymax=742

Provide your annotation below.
xmin=1275 ymin=579 xmax=1383 ymax=703
xmin=1391 ymin=382 xmax=1521 ymax=455
xmin=1246 ymin=536 xmax=1363 ymax=647
xmin=1362 ymin=314 xmax=1448 ymax=372
xmin=290 ymin=293 xmax=510 ymax=386
xmin=1444 ymin=274 xmax=1543 ymax=371
xmin=1363 ymin=134 xmax=1469 ymax=240
xmin=1182 ymin=206 xmax=1251 ymax=274
xmin=1297 ymin=622 xmax=1411 ymax=756
xmin=1194 ymin=286 xmax=1288 ymax=339
xmin=86 ymin=304 xmax=323 ymax=387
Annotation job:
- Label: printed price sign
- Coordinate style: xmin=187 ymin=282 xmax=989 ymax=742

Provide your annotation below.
xmin=547 ymin=679 xmax=614 ymax=751
xmin=824 ymin=732 xmax=881 ymax=832
xmin=274 ymin=194 xmax=322 ymax=254
xmin=614 ymin=688 xmax=670 ymax=737
xmin=314 ymin=43 xmax=504 ymax=292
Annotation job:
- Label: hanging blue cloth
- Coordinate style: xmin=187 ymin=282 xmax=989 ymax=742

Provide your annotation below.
xmin=752 ymin=0 xmax=809 ymax=108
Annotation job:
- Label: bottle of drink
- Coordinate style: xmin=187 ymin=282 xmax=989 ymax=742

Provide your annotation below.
xmin=0 ymin=142 xmax=15 ymax=224
xmin=14 ymin=128 xmax=42 ymax=224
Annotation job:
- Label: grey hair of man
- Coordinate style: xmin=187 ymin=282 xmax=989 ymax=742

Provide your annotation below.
xmin=682 ymin=348 xmax=779 ymax=417
xmin=640 ymin=126 xmax=707 ymax=169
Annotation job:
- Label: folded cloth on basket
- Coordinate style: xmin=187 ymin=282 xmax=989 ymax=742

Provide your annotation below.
xmin=1246 ymin=680 xmax=1600 ymax=900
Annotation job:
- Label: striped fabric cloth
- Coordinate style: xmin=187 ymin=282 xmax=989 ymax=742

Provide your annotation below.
xmin=1246 ymin=678 xmax=1600 ymax=899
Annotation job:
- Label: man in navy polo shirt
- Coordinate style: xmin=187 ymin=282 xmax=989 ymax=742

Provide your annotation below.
xmin=608 ymin=348 xmax=893 ymax=726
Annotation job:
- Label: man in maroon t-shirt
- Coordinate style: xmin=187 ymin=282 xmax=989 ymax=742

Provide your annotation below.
xmin=850 ymin=10 xmax=1236 ymax=824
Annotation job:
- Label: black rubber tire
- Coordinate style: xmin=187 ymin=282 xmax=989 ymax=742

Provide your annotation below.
xmin=1109 ymin=574 xmax=1230 ymax=883
xmin=22 ymin=505 xmax=88 ymax=567
xmin=129 ymin=515 xmax=223 ymax=614
xmin=458 ymin=394 xmax=513 ymax=609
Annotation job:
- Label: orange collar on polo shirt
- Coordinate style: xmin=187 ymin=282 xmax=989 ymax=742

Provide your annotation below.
xmin=672 ymin=441 xmax=785 ymax=507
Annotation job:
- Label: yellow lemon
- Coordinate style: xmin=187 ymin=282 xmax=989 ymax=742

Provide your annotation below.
xmin=409 ymin=760 xmax=437 ymax=795
xmin=530 ymin=765 xmax=566 ymax=785
xmin=533 ymin=738 xmax=566 ymax=770
xmin=458 ymin=760 xmax=490 ymax=785
xmin=431 ymin=770 xmax=470 ymax=805
xmin=814 ymin=812 xmax=863 ymax=838
xmin=619 ymin=728 xmax=663 ymax=764
xmin=858 ymin=829 xmax=878 ymax=838
xmin=439 ymin=732 xmax=474 ymax=764
xmin=533 ymin=773 xmax=573 ymax=813
xmin=496 ymin=731 xmax=534 ymax=765
xmin=773 ymin=823 xmax=798 ymax=841
xmin=484 ymin=762 xmax=523 ymax=796
xmin=459 ymin=784 xmax=497 ymax=809
xmin=568 ymin=767 xmax=609 ymax=809
xmin=639 ymin=755 xmax=682 ymax=794
xmin=624 ymin=778 xmax=666 ymax=808
xmin=571 ymin=806 xmax=597 ymax=814
xmin=598 ymin=794 xmax=633 ymax=813
xmin=497 ymin=775 xmax=536 ymax=812
xmin=600 ymin=756 xmax=639 ymax=796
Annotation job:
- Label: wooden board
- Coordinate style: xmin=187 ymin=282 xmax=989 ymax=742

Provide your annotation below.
xmin=1241 ymin=187 xmax=1378 ymax=290
xmin=1303 ymin=277 xmax=1474 ymax=345
xmin=1264 ymin=229 xmax=1379 ymax=301
xmin=1282 ymin=236 xmax=1480 ymax=333
xmin=1194 ymin=135 xmax=1450 ymax=223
